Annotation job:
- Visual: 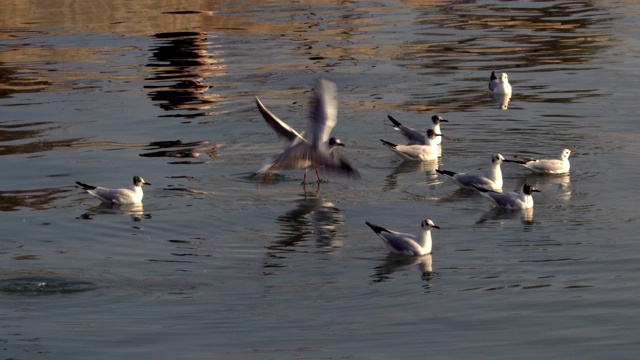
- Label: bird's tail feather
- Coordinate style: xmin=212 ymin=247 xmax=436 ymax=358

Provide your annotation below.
xmin=386 ymin=115 xmax=402 ymax=128
xmin=380 ymin=139 xmax=397 ymax=148
xmin=365 ymin=221 xmax=390 ymax=235
xmin=76 ymin=181 xmax=96 ymax=190
xmin=435 ymin=169 xmax=456 ymax=177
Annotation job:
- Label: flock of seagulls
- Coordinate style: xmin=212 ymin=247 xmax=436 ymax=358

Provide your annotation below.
xmin=75 ymin=74 xmax=573 ymax=260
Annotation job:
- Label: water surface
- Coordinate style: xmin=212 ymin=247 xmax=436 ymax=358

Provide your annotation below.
xmin=1 ymin=0 xmax=640 ymax=358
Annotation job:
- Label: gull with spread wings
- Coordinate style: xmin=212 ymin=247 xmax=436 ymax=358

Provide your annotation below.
xmin=255 ymin=79 xmax=360 ymax=184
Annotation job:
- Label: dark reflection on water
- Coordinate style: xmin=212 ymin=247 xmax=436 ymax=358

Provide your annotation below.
xmin=408 ymin=1 xmax=614 ymax=66
xmin=396 ymin=1 xmax=616 ymax=111
xmin=476 ymin=207 xmax=535 ymax=228
xmin=0 ymin=121 xmax=81 ymax=156
xmin=145 ymin=32 xmax=225 ymax=119
xmin=0 ymin=276 xmax=98 ymax=295
xmin=0 ymin=187 xmax=73 ymax=212
xmin=383 ymin=159 xmax=439 ymax=192
xmin=266 ymin=191 xmax=344 ymax=258
xmin=371 ymin=253 xmax=434 ymax=283
xmin=76 ymin=203 xmax=150 ymax=222
xmin=0 ymin=64 xmax=52 ymax=99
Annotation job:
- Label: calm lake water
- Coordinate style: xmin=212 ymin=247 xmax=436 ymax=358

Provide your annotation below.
xmin=2 ymin=0 xmax=640 ymax=358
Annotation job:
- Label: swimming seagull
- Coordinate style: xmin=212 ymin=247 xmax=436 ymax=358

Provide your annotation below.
xmin=473 ymin=183 xmax=540 ymax=209
xmin=76 ymin=176 xmax=150 ymax=204
xmin=488 ymin=71 xmax=512 ymax=94
xmin=365 ymin=219 xmax=440 ymax=256
xmin=255 ymin=78 xmax=360 ymax=183
xmin=380 ymin=129 xmax=440 ymax=161
xmin=436 ymin=153 xmax=505 ymax=191
xmin=386 ymin=114 xmax=448 ymax=145
xmin=504 ymin=149 xmax=572 ymax=174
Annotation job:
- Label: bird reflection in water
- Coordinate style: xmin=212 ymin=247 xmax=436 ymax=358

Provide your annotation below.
xmin=522 ymin=173 xmax=572 ymax=202
xmin=77 ymin=203 xmax=150 ymax=222
xmin=145 ymin=32 xmax=224 ymax=118
xmin=383 ymin=159 xmax=439 ymax=192
xmin=268 ymin=189 xmax=344 ymax=254
xmin=371 ymin=254 xmax=435 ymax=283
xmin=476 ymin=207 xmax=535 ymax=229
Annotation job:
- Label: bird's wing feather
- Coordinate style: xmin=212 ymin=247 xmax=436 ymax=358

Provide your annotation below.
xmin=307 ymin=78 xmax=338 ymax=147
xmin=380 ymin=233 xmax=421 ymax=254
xmin=255 ymin=97 xmax=305 ymax=143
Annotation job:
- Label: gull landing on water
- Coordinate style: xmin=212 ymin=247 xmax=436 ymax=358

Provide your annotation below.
xmin=436 ymin=153 xmax=505 ymax=191
xmin=488 ymin=71 xmax=512 ymax=94
xmin=254 ymin=78 xmax=360 ymax=184
xmin=380 ymin=129 xmax=441 ymax=161
xmin=386 ymin=114 xmax=448 ymax=145
xmin=76 ymin=176 xmax=150 ymax=204
xmin=504 ymin=149 xmax=572 ymax=174
xmin=366 ymin=219 xmax=440 ymax=256
xmin=473 ymin=183 xmax=540 ymax=210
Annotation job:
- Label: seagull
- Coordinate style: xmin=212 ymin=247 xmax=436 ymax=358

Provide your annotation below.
xmin=386 ymin=114 xmax=448 ymax=145
xmin=473 ymin=183 xmax=540 ymax=209
xmin=380 ymin=129 xmax=440 ymax=161
xmin=436 ymin=153 xmax=505 ymax=191
xmin=365 ymin=219 xmax=440 ymax=256
xmin=504 ymin=149 xmax=572 ymax=174
xmin=76 ymin=176 xmax=150 ymax=204
xmin=255 ymin=78 xmax=360 ymax=183
xmin=488 ymin=71 xmax=512 ymax=94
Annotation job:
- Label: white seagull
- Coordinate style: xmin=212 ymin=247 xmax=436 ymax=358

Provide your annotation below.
xmin=473 ymin=183 xmax=540 ymax=209
xmin=504 ymin=149 xmax=572 ymax=174
xmin=436 ymin=153 xmax=505 ymax=191
xmin=366 ymin=219 xmax=440 ymax=256
xmin=386 ymin=114 xmax=448 ymax=145
xmin=76 ymin=176 xmax=150 ymax=204
xmin=488 ymin=71 xmax=512 ymax=94
xmin=380 ymin=129 xmax=440 ymax=161
xmin=255 ymin=78 xmax=360 ymax=183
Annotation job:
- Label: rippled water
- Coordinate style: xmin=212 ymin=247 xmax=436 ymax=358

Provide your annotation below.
xmin=2 ymin=0 xmax=640 ymax=358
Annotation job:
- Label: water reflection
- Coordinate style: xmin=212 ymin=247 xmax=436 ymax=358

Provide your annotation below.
xmin=398 ymin=1 xmax=614 ymax=111
xmin=520 ymin=173 xmax=572 ymax=202
xmin=0 ymin=121 xmax=81 ymax=156
xmin=0 ymin=275 xmax=98 ymax=295
xmin=371 ymin=254 xmax=435 ymax=283
xmin=267 ymin=191 xmax=344 ymax=254
xmin=77 ymin=203 xmax=149 ymax=222
xmin=145 ymin=32 xmax=225 ymax=119
xmin=476 ymin=207 xmax=535 ymax=228
xmin=0 ymin=187 xmax=72 ymax=212
xmin=383 ymin=159 xmax=439 ymax=192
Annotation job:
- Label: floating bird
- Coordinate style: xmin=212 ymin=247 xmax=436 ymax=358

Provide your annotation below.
xmin=255 ymin=78 xmax=360 ymax=184
xmin=436 ymin=153 xmax=505 ymax=191
xmin=504 ymin=149 xmax=572 ymax=174
xmin=365 ymin=219 xmax=440 ymax=256
xmin=76 ymin=176 xmax=150 ymax=204
xmin=386 ymin=114 xmax=448 ymax=145
xmin=473 ymin=183 xmax=540 ymax=209
xmin=488 ymin=71 xmax=512 ymax=94
xmin=380 ymin=129 xmax=440 ymax=161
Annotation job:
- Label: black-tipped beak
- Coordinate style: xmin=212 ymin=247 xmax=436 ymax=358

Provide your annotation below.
xmin=432 ymin=225 xmax=441 ymax=229
xmin=532 ymin=188 xmax=540 ymax=193
xmin=435 ymin=133 xmax=443 ymax=137
xmin=144 ymin=182 xmax=151 ymax=186
xmin=440 ymin=119 xmax=449 ymax=122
